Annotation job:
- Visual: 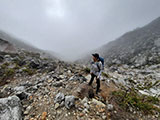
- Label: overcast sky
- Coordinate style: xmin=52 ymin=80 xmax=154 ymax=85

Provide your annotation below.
xmin=0 ymin=0 xmax=160 ymax=60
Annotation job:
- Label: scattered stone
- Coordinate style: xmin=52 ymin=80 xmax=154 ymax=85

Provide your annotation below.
xmin=83 ymin=108 xmax=89 ymax=113
xmin=54 ymin=92 xmax=65 ymax=104
xmin=79 ymin=113 xmax=85 ymax=117
xmin=59 ymin=75 xmax=65 ymax=79
xmin=52 ymin=81 xmax=63 ymax=87
xmin=40 ymin=112 xmax=47 ymax=120
xmin=29 ymin=59 xmax=40 ymax=69
xmin=24 ymin=105 xmax=32 ymax=115
xmin=69 ymin=75 xmax=87 ymax=83
xmin=102 ymin=115 xmax=107 ymax=120
xmin=65 ymin=95 xmax=75 ymax=109
xmin=55 ymin=103 xmax=60 ymax=109
xmin=57 ymin=110 xmax=62 ymax=114
xmin=60 ymin=101 xmax=65 ymax=107
xmin=84 ymin=103 xmax=90 ymax=109
xmin=81 ymin=97 xmax=89 ymax=104
xmin=16 ymin=91 xmax=30 ymax=100
xmin=107 ymin=104 xmax=114 ymax=111
xmin=14 ymin=86 xmax=25 ymax=92
xmin=92 ymin=98 xmax=106 ymax=107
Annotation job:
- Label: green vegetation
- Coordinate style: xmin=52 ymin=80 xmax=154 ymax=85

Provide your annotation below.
xmin=127 ymin=78 xmax=137 ymax=84
xmin=1 ymin=68 xmax=15 ymax=80
xmin=83 ymin=67 xmax=90 ymax=73
xmin=13 ymin=64 xmax=20 ymax=70
xmin=152 ymin=80 xmax=160 ymax=86
xmin=22 ymin=67 xmax=36 ymax=75
xmin=137 ymin=80 xmax=160 ymax=90
xmin=5 ymin=68 xmax=15 ymax=76
xmin=1 ymin=62 xmax=9 ymax=69
xmin=112 ymin=88 xmax=160 ymax=114
xmin=102 ymin=72 xmax=110 ymax=78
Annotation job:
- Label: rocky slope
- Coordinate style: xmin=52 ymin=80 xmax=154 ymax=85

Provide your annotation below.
xmin=0 ymin=43 xmax=159 ymax=120
xmin=77 ymin=17 xmax=160 ymax=67
xmin=0 ymin=49 xmax=160 ymax=120
xmin=0 ymin=20 xmax=160 ymax=119
xmin=0 ymin=38 xmax=17 ymax=53
xmin=0 ymin=30 xmax=59 ymax=59
xmin=100 ymin=17 xmax=160 ymax=66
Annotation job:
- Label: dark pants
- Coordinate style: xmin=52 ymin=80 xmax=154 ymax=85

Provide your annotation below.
xmin=88 ymin=73 xmax=100 ymax=93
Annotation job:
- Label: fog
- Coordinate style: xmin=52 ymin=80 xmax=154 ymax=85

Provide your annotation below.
xmin=0 ymin=0 xmax=160 ymax=61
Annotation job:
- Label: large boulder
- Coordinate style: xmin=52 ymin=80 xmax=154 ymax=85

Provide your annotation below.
xmin=75 ymin=83 xmax=94 ymax=99
xmin=0 ymin=96 xmax=22 ymax=120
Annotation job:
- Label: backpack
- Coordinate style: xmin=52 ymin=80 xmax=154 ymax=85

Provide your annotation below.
xmin=97 ymin=57 xmax=104 ymax=72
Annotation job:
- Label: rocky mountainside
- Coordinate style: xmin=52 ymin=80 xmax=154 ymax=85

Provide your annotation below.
xmin=0 ymin=38 xmax=17 ymax=53
xmin=0 ymin=47 xmax=160 ymax=120
xmin=99 ymin=17 xmax=160 ymax=66
xmin=77 ymin=17 xmax=160 ymax=67
xmin=0 ymin=23 xmax=160 ymax=119
xmin=0 ymin=30 xmax=59 ymax=59
xmin=0 ymin=30 xmax=40 ymax=52
xmin=0 ymin=48 xmax=160 ymax=120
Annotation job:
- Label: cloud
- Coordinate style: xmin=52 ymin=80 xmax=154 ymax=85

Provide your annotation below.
xmin=0 ymin=0 xmax=160 ymax=61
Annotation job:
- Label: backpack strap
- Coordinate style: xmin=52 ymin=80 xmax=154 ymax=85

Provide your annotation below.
xmin=96 ymin=63 xmax=101 ymax=72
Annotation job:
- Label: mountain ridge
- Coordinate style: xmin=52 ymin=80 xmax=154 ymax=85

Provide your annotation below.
xmin=0 ymin=30 xmax=59 ymax=59
xmin=77 ymin=16 xmax=160 ymax=67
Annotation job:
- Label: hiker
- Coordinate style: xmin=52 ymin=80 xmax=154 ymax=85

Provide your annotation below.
xmin=88 ymin=53 xmax=104 ymax=94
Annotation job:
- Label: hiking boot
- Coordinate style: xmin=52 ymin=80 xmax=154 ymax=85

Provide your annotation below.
xmin=96 ymin=89 xmax=101 ymax=94
xmin=88 ymin=83 xmax=92 ymax=86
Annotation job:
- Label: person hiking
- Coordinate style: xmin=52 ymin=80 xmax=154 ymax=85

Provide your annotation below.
xmin=88 ymin=53 xmax=103 ymax=94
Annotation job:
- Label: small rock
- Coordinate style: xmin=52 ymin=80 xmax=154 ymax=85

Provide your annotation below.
xmin=102 ymin=115 xmax=107 ymax=120
xmin=29 ymin=59 xmax=40 ymax=69
xmin=79 ymin=113 xmax=84 ymax=117
xmin=55 ymin=103 xmax=60 ymax=109
xmin=48 ymin=79 xmax=52 ymax=83
xmin=14 ymin=86 xmax=25 ymax=92
xmin=84 ymin=103 xmax=90 ymax=109
xmin=52 ymin=81 xmax=63 ymax=87
xmin=114 ymin=111 xmax=117 ymax=114
xmin=69 ymin=75 xmax=87 ymax=83
xmin=40 ymin=112 xmax=47 ymax=120
xmin=107 ymin=104 xmax=114 ymax=111
xmin=54 ymin=92 xmax=65 ymax=104
xmin=16 ymin=91 xmax=30 ymax=100
xmin=83 ymin=108 xmax=89 ymax=113
xmin=92 ymin=98 xmax=105 ymax=107
xmin=65 ymin=95 xmax=75 ymax=109
xmin=59 ymin=75 xmax=65 ymax=79
xmin=60 ymin=101 xmax=65 ymax=107
xmin=81 ymin=97 xmax=88 ymax=104
xmin=68 ymin=70 xmax=71 ymax=73
xmin=57 ymin=110 xmax=62 ymax=114
xmin=24 ymin=106 xmax=32 ymax=115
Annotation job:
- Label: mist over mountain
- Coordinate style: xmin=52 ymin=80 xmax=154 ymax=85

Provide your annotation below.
xmin=78 ymin=17 xmax=160 ymax=67
xmin=0 ymin=1 xmax=160 ymax=120
xmin=0 ymin=30 xmax=60 ymax=59
xmin=100 ymin=17 xmax=160 ymax=66
xmin=1 ymin=0 xmax=160 ymax=60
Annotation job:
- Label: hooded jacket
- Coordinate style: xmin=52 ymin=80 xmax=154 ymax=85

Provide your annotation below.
xmin=90 ymin=61 xmax=103 ymax=78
